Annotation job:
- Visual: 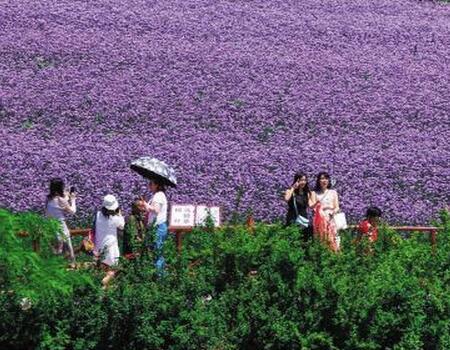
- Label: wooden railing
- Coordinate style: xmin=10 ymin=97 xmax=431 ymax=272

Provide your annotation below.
xmin=70 ymin=228 xmax=91 ymax=236
xmin=70 ymin=224 xmax=443 ymax=252
xmin=69 ymin=227 xmax=192 ymax=252
xmin=390 ymin=226 xmax=440 ymax=246
xmin=19 ymin=224 xmax=444 ymax=253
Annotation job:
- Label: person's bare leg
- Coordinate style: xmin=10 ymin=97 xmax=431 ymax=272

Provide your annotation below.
xmin=66 ymin=238 xmax=76 ymax=268
xmin=54 ymin=239 xmax=63 ymax=254
xmin=101 ymin=270 xmax=116 ymax=288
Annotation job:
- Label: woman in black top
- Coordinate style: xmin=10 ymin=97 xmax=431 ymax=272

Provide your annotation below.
xmin=284 ymin=172 xmax=313 ymax=240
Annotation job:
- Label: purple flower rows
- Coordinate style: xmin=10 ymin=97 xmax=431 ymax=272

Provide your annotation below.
xmin=0 ymin=0 xmax=449 ymax=224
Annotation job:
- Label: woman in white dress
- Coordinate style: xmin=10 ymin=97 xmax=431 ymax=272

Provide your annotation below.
xmin=46 ymin=178 xmax=76 ymax=264
xmin=94 ymin=195 xmax=125 ymax=267
xmin=311 ymin=172 xmax=340 ymax=251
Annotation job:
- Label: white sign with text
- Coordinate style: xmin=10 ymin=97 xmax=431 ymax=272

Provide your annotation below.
xmin=170 ymin=204 xmax=221 ymax=228
xmin=195 ymin=205 xmax=221 ymax=227
xmin=169 ymin=204 xmax=196 ymax=228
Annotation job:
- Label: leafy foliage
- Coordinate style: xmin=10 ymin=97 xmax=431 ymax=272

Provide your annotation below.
xmin=0 ymin=209 xmax=98 ymax=349
xmin=1 ymin=209 xmax=449 ymax=349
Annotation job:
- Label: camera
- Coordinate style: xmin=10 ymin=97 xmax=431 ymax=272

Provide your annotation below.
xmin=70 ymin=186 xmax=76 ymax=194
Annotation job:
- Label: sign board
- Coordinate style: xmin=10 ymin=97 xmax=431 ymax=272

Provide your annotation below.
xmin=195 ymin=205 xmax=221 ymax=227
xmin=169 ymin=204 xmax=196 ymax=228
xmin=170 ymin=204 xmax=221 ymax=229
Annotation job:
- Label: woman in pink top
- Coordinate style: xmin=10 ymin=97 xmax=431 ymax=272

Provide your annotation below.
xmin=311 ymin=172 xmax=340 ymax=252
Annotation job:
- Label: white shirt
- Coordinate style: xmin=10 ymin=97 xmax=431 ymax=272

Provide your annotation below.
xmin=46 ymin=196 xmax=76 ymax=237
xmin=315 ymin=189 xmax=338 ymax=215
xmin=148 ymin=191 xmax=168 ymax=226
xmin=46 ymin=196 xmax=76 ymax=220
xmin=94 ymin=211 xmax=125 ymax=251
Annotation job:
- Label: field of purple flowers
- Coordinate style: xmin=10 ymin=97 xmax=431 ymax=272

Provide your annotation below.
xmin=0 ymin=0 xmax=449 ymax=224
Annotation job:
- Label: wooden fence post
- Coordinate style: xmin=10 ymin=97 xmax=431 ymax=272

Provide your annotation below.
xmin=430 ymin=230 xmax=437 ymax=251
xmin=246 ymin=214 xmax=255 ymax=233
xmin=32 ymin=239 xmax=40 ymax=253
xmin=176 ymin=230 xmax=183 ymax=253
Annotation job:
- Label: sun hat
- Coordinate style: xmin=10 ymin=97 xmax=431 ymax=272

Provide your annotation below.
xmin=103 ymin=194 xmax=119 ymax=211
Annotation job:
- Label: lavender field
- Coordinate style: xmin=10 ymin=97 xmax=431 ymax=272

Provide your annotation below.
xmin=0 ymin=0 xmax=449 ymax=224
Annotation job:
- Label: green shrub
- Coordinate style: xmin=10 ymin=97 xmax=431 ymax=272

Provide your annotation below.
xmin=0 ymin=208 xmax=449 ymax=349
xmin=0 ymin=209 xmax=97 ymax=349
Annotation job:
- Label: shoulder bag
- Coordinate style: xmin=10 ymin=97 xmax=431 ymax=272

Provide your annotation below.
xmin=334 ymin=212 xmax=348 ymax=231
xmin=292 ymin=193 xmax=309 ymax=228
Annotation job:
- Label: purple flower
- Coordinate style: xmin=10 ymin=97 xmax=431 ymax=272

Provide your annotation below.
xmin=0 ymin=0 xmax=448 ymax=225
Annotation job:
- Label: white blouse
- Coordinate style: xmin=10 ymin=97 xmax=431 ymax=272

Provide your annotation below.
xmin=94 ymin=212 xmax=125 ymax=248
xmin=315 ymin=189 xmax=338 ymax=215
xmin=147 ymin=191 xmax=168 ymax=226
xmin=94 ymin=211 xmax=125 ymax=266
xmin=46 ymin=196 xmax=76 ymax=237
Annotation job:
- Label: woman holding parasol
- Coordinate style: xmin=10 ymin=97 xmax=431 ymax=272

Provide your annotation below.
xmin=130 ymin=157 xmax=177 ymax=273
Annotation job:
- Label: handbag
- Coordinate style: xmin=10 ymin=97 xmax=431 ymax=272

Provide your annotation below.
xmin=292 ymin=193 xmax=309 ymax=228
xmin=334 ymin=212 xmax=348 ymax=231
xmin=82 ymin=213 xmax=97 ymax=252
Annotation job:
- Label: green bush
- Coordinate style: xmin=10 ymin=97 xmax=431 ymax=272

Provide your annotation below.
xmin=0 ymin=208 xmax=449 ymax=349
xmin=0 ymin=209 xmax=98 ymax=349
